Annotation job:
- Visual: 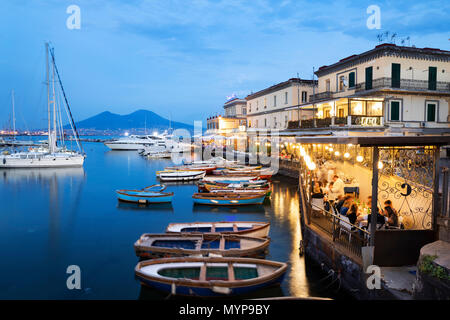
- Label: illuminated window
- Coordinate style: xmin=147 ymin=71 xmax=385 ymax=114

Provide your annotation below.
xmin=301 ymin=91 xmax=307 ymax=103
xmin=367 ymin=101 xmax=382 ymax=116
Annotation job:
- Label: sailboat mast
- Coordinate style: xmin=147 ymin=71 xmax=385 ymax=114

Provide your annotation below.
xmin=51 ymin=54 xmax=57 ymax=152
xmin=11 ymin=89 xmax=15 ymax=140
xmin=46 ymin=43 xmax=51 ymax=148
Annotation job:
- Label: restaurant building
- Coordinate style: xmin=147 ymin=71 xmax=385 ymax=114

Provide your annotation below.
xmin=286 ymin=44 xmax=450 ymax=136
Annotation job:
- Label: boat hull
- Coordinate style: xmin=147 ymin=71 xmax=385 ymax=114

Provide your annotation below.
xmin=165 ymin=221 xmax=270 ymax=238
xmin=192 ymin=194 xmax=266 ymax=206
xmin=135 ymin=257 xmax=287 ymax=297
xmin=0 ymin=155 xmax=84 ymax=168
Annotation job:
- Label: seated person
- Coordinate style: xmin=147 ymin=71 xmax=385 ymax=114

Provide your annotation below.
xmin=346 ymin=203 xmax=359 ymax=225
xmin=338 ymin=195 xmax=353 ymax=215
xmin=384 ymin=206 xmax=399 ymax=228
xmin=366 ymin=210 xmax=386 ymax=229
xmin=311 ymin=182 xmax=324 ymax=199
xmin=384 ymin=200 xmax=398 ymax=215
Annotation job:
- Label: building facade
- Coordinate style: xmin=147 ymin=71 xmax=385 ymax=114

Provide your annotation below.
xmin=287 ymin=44 xmax=450 ymax=136
xmin=245 ymin=78 xmax=317 ymax=131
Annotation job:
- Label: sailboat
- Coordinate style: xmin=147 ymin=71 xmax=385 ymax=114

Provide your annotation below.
xmin=0 ymin=43 xmax=85 ymax=168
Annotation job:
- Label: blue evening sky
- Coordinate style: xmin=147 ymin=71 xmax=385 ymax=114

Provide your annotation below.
xmin=0 ymin=0 xmax=449 ymax=129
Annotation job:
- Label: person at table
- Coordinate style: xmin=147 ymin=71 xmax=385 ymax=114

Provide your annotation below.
xmin=335 ymin=194 xmax=347 ymax=212
xmin=339 ymin=196 xmax=354 ymax=216
xmin=326 ymin=181 xmax=340 ymax=202
xmin=346 ymin=203 xmax=359 ymax=225
xmin=311 ymin=182 xmax=325 ymax=199
xmin=384 ymin=200 xmax=398 ymax=215
xmin=331 ymin=175 xmax=345 ymax=199
xmin=384 ymin=206 xmax=399 ymax=228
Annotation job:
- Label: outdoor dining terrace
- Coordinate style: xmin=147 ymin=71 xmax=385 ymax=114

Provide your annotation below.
xmin=282 ymin=135 xmax=450 ymax=267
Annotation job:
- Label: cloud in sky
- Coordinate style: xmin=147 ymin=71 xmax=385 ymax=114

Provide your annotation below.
xmin=0 ymin=0 xmax=448 ymax=129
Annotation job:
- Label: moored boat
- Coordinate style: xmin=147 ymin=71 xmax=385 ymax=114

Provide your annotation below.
xmin=165 ymin=221 xmax=270 ymax=238
xmin=159 ymin=170 xmax=206 ymax=181
xmin=192 ymin=192 xmax=266 ymax=206
xmin=134 ymin=233 xmax=269 ymax=258
xmin=116 ymin=184 xmax=173 ymax=204
xmin=135 ymin=256 xmax=287 ymax=297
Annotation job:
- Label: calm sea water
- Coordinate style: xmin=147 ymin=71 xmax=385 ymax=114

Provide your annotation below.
xmin=0 ymin=139 xmax=348 ymax=300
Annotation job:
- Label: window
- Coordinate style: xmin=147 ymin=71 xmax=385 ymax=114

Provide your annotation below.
xmin=367 ymin=101 xmax=383 ymax=116
xmin=338 ymin=108 xmax=344 ymax=118
xmin=273 ymin=95 xmax=277 ymax=107
xmin=264 ymin=118 xmax=267 ymax=127
xmin=264 ymin=98 xmax=267 ymax=109
xmin=339 ymin=76 xmax=345 ymax=91
xmin=301 ymin=91 xmax=307 ymax=103
xmin=428 ymin=67 xmax=437 ymax=90
xmin=349 ymin=72 xmax=355 ymax=88
xmin=392 ymin=63 xmax=401 ymax=88
xmin=324 ymin=109 xmax=331 ymax=118
xmin=326 ymin=79 xmax=330 ymax=92
xmin=248 ymin=103 xmax=251 ymax=113
xmin=350 ymin=101 xmax=365 ymax=115
xmin=256 ymin=101 xmax=259 ymax=110
xmin=365 ymin=67 xmax=373 ymax=90
xmin=248 ymin=120 xmax=252 ymax=128
xmin=426 ymin=103 xmax=437 ymax=122
xmin=242 ymin=107 xmax=246 ymax=115
xmin=285 ymin=92 xmax=288 ymax=104
xmin=390 ymin=101 xmax=400 ymax=121
xmin=285 ymin=115 xmax=288 ymax=126
xmin=274 ymin=117 xmax=277 ymax=127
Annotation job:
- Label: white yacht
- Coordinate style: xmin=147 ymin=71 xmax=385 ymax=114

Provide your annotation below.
xmin=105 ymin=134 xmax=167 ymax=151
xmin=0 ymin=43 xmax=85 ymax=168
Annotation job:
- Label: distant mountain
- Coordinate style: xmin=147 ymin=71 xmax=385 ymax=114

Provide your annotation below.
xmin=65 ymin=109 xmax=196 ymax=132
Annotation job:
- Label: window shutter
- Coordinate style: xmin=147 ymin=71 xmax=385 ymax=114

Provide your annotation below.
xmin=349 ymin=72 xmax=355 ymax=88
xmin=392 ymin=63 xmax=401 ymax=88
xmin=428 ymin=67 xmax=437 ymax=90
xmin=390 ymin=101 xmax=400 ymax=121
xmin=365 ymin=67 xmax=372 ymax=90
xmin=427 ymin=104 xmax=436 ymax=122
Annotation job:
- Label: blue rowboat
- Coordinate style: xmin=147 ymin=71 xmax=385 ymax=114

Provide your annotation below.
xmin=116 ymin=184 xmax=173 ymax=204
xmin=135 ymin=256 xmax=287 ymax=297
xmin=192 ymin=192 xmax=266 ymax=206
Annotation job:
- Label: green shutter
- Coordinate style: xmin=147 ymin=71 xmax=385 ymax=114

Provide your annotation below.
xmin=427 ymin=104 xmax=436 ymax=122
xmin=392 ymin=63 xmax=401 ymax=88
xmin=365 ymin=67 xmax=372 ymax=90
xmin=349 ymin=72 xmax=355 ymax=88
xmin=428 ymin=67 xmax=437 ymax=90
xmin=390 ymin=101 xmax=400 ymax=121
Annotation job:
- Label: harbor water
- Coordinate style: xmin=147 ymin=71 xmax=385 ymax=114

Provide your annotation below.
xmin=0 ymin=140 xmax=349 ymax=299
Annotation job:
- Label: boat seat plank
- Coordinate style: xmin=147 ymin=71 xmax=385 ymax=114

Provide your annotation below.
xmin=233 ymin=224 xmax=238 ymax=232
xmin=228 ymin=263 xmax=235 ymax=282
xmin=199 ymin=263 xmax=207 ymax=281
xmin=219 ymin=236 xmax=225 ymax=250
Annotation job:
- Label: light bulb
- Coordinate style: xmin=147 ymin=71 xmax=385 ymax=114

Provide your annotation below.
xmin=356 ymin=155 xmax=363 ymax=162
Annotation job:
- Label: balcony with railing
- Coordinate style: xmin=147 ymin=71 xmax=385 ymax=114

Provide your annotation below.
xmin=309 ymin=91 xmax=333 ymax=102
xmin=355 ymin=77 xmax=450 ymax=94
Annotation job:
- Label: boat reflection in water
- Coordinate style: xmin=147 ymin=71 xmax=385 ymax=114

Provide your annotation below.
xmin=192 ymin=203 xmax=267 ymax=214
xmin=138 ymin=281 xmax=285 ymax=300
xmin=0 ymin=167 xmax=85 ymax=182
xmin=117 ymin=201 xmax=174 ymax=213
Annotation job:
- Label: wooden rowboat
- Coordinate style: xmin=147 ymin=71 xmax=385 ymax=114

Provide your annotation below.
xmin=116 ymin=184 xmax=173 ymax=204
xmin=197 ymin=179 xmax=268 ymax=192
xmin=159 ymin=171 xmax=206 ymax=181
xmin=201 ymin=176 xmax=261 ymax=184
xmin=226 ymin=165 xmax=262 ymax=171
xmin=134 ymin=233 xmax=269 ymax=258
xmin=165 ymin=221 xmax=270 ymax=238
xmin=135 ymin=256 xmax=287 ymax=297
xmin=192 ymin=192 xmax=266 ymax=206
xmin=161 ymin=165 xmax=216 ymax=174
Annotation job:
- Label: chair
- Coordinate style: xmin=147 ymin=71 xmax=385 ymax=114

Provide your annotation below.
xmin=339 ymin=215 xmax=353 ymax=242
xmin=311 ymin=198 xmax=325 ymax=215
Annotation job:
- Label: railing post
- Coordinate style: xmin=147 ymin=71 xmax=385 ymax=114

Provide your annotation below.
xmin=370 ymin=146 xmax=379 ymax=247
xmin=432 ymin=147 xmax=441 ymax=230
xmin=442 ymin=167 xmax=449 ymax=217
xmin=347 ymin=115 xmax=352 ymax=126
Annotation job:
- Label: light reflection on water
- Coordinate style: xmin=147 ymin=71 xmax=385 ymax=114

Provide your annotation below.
xmin=0 ymin=141 xmax=347 ymax=299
